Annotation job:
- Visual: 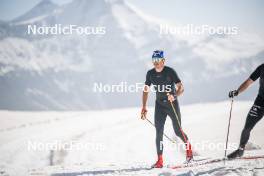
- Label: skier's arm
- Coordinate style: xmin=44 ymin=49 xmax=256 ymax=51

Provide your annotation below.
xmin=176 ymin=82 xmax=184 ymax=96
xmin=238 ymin=64 xmax=263 ymax=94
xmin=143 ymin=70 xmax=151 ymax=109
xmin=167 ymin=82 xmax=184 ymax=102
xmin=141 ymin=85 xmax=149 ymax=120
xmin=142 ymin=85 xmax=149 ymax=108
xmin=142 ymin=71 xmax=151 ymax=119
xmin=229 ymin=78 xmax=254 ymax=98
xmin=169 ymin=68 xmax=183 ymax=98
xmin=237 ymin=78 xmax=254 ymax=95
xmin=229 ymin=64 xmax=262 ymax=98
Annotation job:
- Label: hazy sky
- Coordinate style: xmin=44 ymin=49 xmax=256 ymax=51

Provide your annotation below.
xmin=0 ymin=0 xmax=263 ymax=33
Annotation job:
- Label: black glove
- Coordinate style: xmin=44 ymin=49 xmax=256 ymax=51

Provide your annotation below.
xmin=229 ymin=90 xmax=238 ymax=98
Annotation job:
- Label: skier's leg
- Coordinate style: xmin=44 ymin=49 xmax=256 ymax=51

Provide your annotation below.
xmin=154 ymin=101 xmax=167 ymax=155
xmin=228 ymin=104 xmax=264 ymax=159
xmin=166 ymin=100 xmax=193 ymax=160
xmin=152 ymin=101 xmax=167 ymax=168
xmin=239 ymin=105 xmax=264 ymax=148
xmin=167 ymin=100 xmax=188 ymax=143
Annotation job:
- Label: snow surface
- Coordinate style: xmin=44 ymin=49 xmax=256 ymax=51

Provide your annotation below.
xmin=0 ymin=101 xmax=264 ymax=175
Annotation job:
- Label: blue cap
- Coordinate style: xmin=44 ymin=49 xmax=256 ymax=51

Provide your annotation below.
xmin=152 ymin=50 xmax=164 ymax=58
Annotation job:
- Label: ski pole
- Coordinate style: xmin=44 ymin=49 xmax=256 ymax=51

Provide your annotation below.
xmin=224 ymin=98 xmax=234 ymax=161
xmin=167 ymin=93 xmax=188 ymax=144
xmin=145 ymin=118 xmax=176 ymax=144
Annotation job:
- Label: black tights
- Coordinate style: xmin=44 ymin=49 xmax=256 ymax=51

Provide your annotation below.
xmin=154 ymin=99 xmax=188 ymax=155
xmin=239 ymin=104 xmax=264 ymax=148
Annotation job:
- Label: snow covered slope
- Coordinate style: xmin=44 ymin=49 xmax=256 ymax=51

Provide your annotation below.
xmin=0 ymin=101 xmax=263 ymax=175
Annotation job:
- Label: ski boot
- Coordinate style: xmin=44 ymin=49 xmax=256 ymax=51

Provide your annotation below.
xmin=185 ymin=142 xmax=193 ymax=163
xmin=227 ymin=147 xmax=244 ymax=159
xmin=152 ymin=154 xmax=163 ymax=168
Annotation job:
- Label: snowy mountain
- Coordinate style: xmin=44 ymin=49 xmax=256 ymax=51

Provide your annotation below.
xmin=0 ymin=0 xmax=263 ymax=110
xmin=12 ymin=0 xmax=58 ymax=23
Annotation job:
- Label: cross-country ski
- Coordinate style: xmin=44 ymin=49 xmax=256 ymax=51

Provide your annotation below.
xmin=170 ymin=155 xmax=264 ymax=169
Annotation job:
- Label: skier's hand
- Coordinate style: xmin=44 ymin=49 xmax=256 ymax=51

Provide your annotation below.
xmin=167 ymin=93 xmax=175 ymax=103
xmin=141 ymin=107 xmax=147 ymax=120
xmin=229 ymin=90 xmax=238 ymax=98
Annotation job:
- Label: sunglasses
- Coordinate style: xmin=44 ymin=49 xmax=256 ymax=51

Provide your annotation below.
xmin=152 ymin=57 xmax=164 ymax=63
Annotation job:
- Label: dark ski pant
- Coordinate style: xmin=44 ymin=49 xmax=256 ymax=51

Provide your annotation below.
xmin=239 ymin=104 xmax=264 ymax=148
xmin=154 ymin=99 xmax=189 ymax=155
